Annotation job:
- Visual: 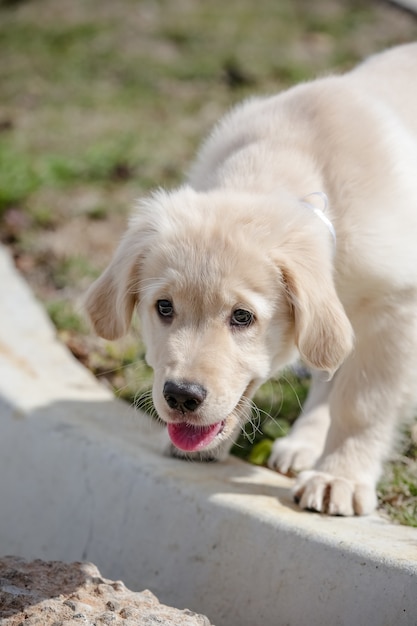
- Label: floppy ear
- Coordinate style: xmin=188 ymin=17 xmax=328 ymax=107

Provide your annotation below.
xmin=85 ymin=187 xmax=186 ymax=340
xmin=277 ymin=254 xmax=354 ymax=373
xmin=85 ymin=231 xmax=145 ymax=340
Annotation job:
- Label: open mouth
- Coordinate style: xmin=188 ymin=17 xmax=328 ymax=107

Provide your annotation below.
xmin=167 ymin=420 xmax=226 ymax=452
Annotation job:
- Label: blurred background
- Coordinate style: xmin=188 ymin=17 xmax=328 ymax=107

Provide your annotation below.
xmin=1 ymin=0 xmax=416 ymax=524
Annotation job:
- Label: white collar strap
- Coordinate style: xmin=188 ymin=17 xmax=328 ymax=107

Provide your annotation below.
xmin=301 ymin=192 xmax=336 ymax=246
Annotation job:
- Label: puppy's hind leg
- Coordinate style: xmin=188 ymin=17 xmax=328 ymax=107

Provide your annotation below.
xmin=268 ymin=372 xmax=332 ymax=474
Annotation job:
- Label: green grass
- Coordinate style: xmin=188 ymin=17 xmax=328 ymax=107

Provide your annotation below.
xmin=232 ymin=374 xmax=309 ymax=462
xmin=0 ymin=140 xmax=40 ymax=212
xmin=0 ymin=135 xmax=141 ymax=210
xmin=378 ymin=429 xmax=417 ymax=526
xmin=1 ymin=0 xmax=416 ymax=526
xmin=46 ymin=300 xmax=87 ymax=334
xmin=50 ymin=255 xmax=99 ymax=290
xmin=379 ymin=462 xmax=417 ymax=527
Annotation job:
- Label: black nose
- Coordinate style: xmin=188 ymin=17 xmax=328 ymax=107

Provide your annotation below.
xmin=163 ymin=380 xmax=207 ymax=413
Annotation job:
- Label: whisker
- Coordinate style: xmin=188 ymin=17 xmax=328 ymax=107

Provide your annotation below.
xmin=133 ymin=388 xmax=157 ymax=416
xmin=237 ymin=396 xmax=263 ymax=444
xmin=95 ymin=359 xmax=143 ymax=378
xmin=281 ymin=373 xmax=305 ymax=414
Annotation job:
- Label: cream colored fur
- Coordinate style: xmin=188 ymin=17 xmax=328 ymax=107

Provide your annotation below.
xmin=86 ymin=43 xmax=417 ymax=516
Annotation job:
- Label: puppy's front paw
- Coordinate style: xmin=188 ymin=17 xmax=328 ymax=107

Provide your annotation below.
xmin=293 ymin=470 xmax=377 ymax=516
xmin=267 ymin=437 xmax=322 ymax=475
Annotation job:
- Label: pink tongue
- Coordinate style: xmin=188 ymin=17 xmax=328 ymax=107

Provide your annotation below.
xmin=167 ymin=421 xmax=223 ymax=452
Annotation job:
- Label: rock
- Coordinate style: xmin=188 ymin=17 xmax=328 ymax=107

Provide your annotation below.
xmin=0 ymin=556 xmax=214 ymax=626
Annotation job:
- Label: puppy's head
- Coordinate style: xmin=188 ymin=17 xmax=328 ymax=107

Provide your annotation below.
xmin=86 ymin=187 xmax=353 ymax=453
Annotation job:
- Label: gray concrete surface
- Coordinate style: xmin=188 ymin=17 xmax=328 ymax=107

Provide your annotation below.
xmin=389 ymin=0 xmax=417 ymax=14
xmin=0 ymin=244 xmax=416 ymax=626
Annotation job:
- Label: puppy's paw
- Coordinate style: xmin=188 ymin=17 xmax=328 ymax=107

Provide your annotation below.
xmin=292 ymin=470 xmax=377 ymax=516
xmin=267 ymin=437 xmax=322 ymax=475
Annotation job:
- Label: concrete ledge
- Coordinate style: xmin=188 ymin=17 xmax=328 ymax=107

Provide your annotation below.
xmin=389 ymin=0 xmax=417 ymax=15
xmin=0 ymin=244 xmax=416 ymax=626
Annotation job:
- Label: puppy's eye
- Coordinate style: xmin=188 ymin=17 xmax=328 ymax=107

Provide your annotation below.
xmin=156 ymin=299 xmax=174 ymax=319
xmin=231 ymin=308 xmax=254 ymax=327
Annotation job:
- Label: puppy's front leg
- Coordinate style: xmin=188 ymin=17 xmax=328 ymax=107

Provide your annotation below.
xmin=293 ymin=299 xmax=417 ymax=516
xmin=268 ymin=372 xmax=332 ymax=474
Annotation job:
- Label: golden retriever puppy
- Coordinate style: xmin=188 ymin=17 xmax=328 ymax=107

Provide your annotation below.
xmin=86 ymin=43 xmax=417 ymax=516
